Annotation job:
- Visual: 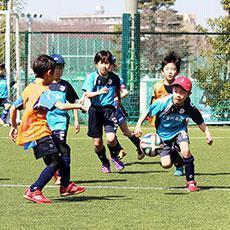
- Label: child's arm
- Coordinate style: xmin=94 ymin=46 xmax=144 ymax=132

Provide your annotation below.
xmin=198 ymin=122 xmax=213 ymax=145
xmin=55 ymin=102 xmax=86 ymax=112
xmin=134 ymin=111 xmax=149 ymax=137
xmin=9 ymin=105 xmax=18 ymax=142
xmin=79 ymin=92 xmax=87 ymax=104
xmin=73 ymin=108 xmax=80 ymax=134
xmin=85 ymin=87 xmax=109 ymax=98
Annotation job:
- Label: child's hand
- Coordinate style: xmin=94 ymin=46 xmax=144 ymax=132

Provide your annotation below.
xmin=206 ymin=134 xmax=213 ymax=145
xmin=9 ymin=127 xmax=17 ymax=142
xmin=74 ymin=121 xmax=80 ymax=134
xmin=134 ymin=127 xmax=142 ymax=137
xmin=79 ymin=104 xmax=87 ymax=113
xmin=98 ymin=87 xmax=109 ymax=95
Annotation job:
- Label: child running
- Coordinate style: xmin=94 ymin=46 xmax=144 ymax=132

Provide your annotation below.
xmin=147 ymin=51 xmax=185 ymax=176
xmin=134 ymin=76 xmax=213 ymax=192
xmin=9 ymin=54 xmax=86 ymax=204
xmin=82 ymin=50 xmax=125 ymax=173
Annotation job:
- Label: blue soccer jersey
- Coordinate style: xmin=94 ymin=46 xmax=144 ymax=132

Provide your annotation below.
xmin=0 ymin=76 xmax=8 ymax=98
xmin=44 ymin=80 xmax=79 ymax=131
xmin=82 ymin=71 xmax=120 ymax=106
xmin=147 ymin=95 xmax=204 ymax=141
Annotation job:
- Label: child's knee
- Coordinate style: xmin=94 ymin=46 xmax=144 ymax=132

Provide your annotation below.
xmin=160 ymin=156 xmax=172 ymax=169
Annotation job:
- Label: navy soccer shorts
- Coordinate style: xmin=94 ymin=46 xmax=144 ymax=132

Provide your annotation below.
xmin=87 ymin=105 xmax=118 ymax=138
xmin=159 ymin=131 xmax=190 ymax=158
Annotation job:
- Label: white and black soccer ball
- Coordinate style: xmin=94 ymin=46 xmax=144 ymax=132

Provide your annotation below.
xmin=140 ymin=133 xmax=163 ymax=157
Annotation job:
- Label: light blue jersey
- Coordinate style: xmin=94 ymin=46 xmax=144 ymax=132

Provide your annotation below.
xmin=0 ymin=76 xmax=8 ymax=98
xmin=147 ymin=95 xmax=204 ymax=141
xmin=82 ymin=71 xmax=120 ymax=107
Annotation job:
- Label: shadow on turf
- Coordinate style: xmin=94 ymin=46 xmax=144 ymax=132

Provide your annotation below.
xmin=125 ymin=161 xmax=160 ymax=166
xmin=118 ymin=170 xmax=167 ymax=174
xmin=74 ymin=179 xmax=127 ymax=184
xmin=196 ymin=172 xmax=230 ymax=176
xmin=164 ymin=192 xmax=188 ymax=195
xmin=0 ymin=178 xmax=11 ymax=181
xmin=53 ymin=195 xmax=130 ymax=203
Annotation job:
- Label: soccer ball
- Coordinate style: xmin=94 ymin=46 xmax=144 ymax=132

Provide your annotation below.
xmin=140 ymin=133 xmax=163 ymax=157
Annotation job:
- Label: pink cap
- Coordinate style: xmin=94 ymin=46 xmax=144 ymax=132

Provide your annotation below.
xmin=172 ymin=76 xmax=192 ymax=92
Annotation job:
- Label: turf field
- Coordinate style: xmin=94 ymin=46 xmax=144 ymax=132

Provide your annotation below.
xmin=0 ymin=126 xmax=229 ymax=229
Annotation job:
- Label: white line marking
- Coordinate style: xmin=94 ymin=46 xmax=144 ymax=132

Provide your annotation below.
xmin=0 ymin=136 xmax=229 ymax=140
xmin=0 ymin=184 xmax=229 ymax=192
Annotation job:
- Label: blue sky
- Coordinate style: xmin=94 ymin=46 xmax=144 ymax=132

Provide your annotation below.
xmin=23 ymin=0 xmax=226 ymax=28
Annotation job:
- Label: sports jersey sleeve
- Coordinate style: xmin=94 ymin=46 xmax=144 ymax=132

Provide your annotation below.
xmin=13 ymin=96 xmax=23 ymax=110
xmin=34 ymin=90 xmax=58 ymax=111
xmin=82 ymin=74 xmax=96 ymax=92
xmin=146 ymin=99 xmax=164 ymax=118
xmin=66 ymin=81 xmax=79 ymax=103
xmin=187 ymin=102 xmax=204 ymax=125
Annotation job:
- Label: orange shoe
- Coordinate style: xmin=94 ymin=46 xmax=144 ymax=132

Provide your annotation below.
xmin=60 ymin=182 xmax=86 ymax=197
xmin=24 ymin=188 xmax=52 ymax=204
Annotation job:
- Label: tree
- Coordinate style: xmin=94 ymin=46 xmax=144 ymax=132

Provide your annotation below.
xmin=137 ymin=0 xmax=192 ymax=75
xmin=193 ymin=0 xmax=230 ymax=121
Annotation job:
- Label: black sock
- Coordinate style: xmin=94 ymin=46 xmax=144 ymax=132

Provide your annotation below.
xmin=171 ymin=149 xmax=184 ymax=168
xmin=128 ymin=135 xmax=141 ymax=149
xmin=95 ymin=146 xmax=109 ymax=164
xmin=183 ymin=155 xmax=195 ymax=181
xmin=107 ymin=142 xmax=121 ymax=159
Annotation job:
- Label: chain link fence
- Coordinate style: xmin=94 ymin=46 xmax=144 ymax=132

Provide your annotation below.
xmin=1 ymin=20 xmax=229 ymax=124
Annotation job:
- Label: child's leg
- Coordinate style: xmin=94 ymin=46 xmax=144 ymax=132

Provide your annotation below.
xmin=94 ymin=137 xmax=110 ymax=164
xmin=106 ymin=132 xmax=120 ymax=159
xmin=159 ymin=141 xmax=173 ymax=169
xmin=30 ymin=153 xmax=62 ymax=191
xmin=0 ymin=102 xmax=10 ymax=123
xmin=180 ymin=141 xmax=195 ymax=182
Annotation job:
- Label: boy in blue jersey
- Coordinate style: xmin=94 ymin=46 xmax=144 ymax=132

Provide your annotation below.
xmin=134 ymin=76 xmax=213 ymax=192
xmin=0 ymin=63 xmax=11 ymax=126
xmin=43 ymin=54 xmax=81 ymax=185
xmin=82 ymin=50 xmax=125 ymax=173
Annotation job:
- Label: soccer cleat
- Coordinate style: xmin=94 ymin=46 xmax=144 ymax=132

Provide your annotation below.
xmin=117 ymin=149 xmax=127 ymax=160
xmin=60 ymin=182 xmax=86 ymax=197
xmin=186 ymin=180 xmax=199 ymax=192
xmin=174 ymin=167 xmax=183 ymax=176
xmin=101 ymin=163 xmax=111 ymax=173
xmin=137 ymin=148 xmax=145 ymax=160
xmin=24 ymin=188 xmax=52 ymax=204
xmin=111 ymin=158 xmax=125 ymax=171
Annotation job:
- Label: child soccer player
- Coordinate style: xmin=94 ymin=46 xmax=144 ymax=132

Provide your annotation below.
xmin=9 ymin=54 xmax=86 ymax=204
xmin=147 ymin=51 xmax=185 ymax=176
xmin=82 ymin=50 xmax=125 ymax=173
xmin=134 ymin=76 xmax=213 ymax=192
xmin=45 ymin=53 xmax=81 ymax=185
xmin=0 ymin=63 xmax=11 ymax=126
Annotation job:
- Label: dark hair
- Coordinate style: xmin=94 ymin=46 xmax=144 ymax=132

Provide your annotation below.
xmin=32 ymin=54 xmax=56 ymax=78
xmin=161 ymin=51 xmax=181 ymax=73
xmin=94 ymin=50 xmax=113 ymax=65
xmin=0 ymin=63 xmax=5 ymax=69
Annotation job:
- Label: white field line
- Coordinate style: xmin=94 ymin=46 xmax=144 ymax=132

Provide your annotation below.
xmin=0 ymin=184 xmax=230 ymax=192
xmin=0 ymin=136 xmax=229 ymax=140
